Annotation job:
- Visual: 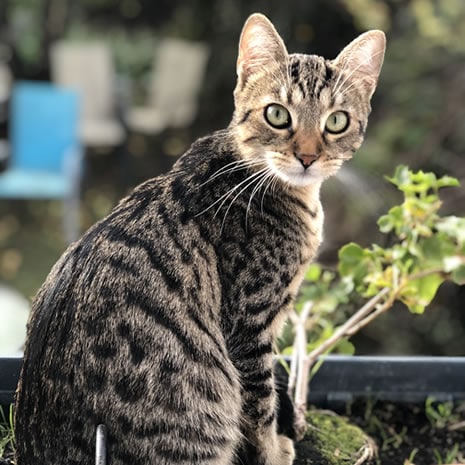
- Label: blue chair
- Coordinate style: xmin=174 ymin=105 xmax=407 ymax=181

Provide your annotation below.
xmin=0 ymin=82 xmax=83 ymax=242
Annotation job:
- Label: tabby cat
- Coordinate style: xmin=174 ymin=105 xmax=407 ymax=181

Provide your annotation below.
xmin=15 ymin=13 xmax=385 ymax=465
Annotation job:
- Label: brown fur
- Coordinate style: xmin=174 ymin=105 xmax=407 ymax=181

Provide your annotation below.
xmin=15 ymin=13 xmax=385 ymax=465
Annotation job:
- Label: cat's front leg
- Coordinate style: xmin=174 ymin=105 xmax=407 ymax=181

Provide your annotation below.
xmin=248 ymin=400 xmax=295 ymax=465
xmin=254 ymin=427 xmax=295 ymax=465
xmin=239 ymin=351 xmax=295 ymax=465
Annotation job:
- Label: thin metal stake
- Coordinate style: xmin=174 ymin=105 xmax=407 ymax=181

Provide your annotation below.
xmin=96 ymin=424 xmax=107 ymax=465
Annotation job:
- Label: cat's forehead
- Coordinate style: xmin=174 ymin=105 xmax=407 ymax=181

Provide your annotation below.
xmin=262 ymin=53 xmax=335 ymax=121
xmin=287 ymin=53 xmax=334 ymax=100
xmin=289 ymin=53 xmax=330 ymax=77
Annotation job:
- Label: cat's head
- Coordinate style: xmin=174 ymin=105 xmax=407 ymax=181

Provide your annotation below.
xmin=231 ymin=13 xmax=385 ymax=188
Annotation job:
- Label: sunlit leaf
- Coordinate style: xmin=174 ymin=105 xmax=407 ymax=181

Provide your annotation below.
xmin=436 ymin=216 xmax=465 ymax=244
xmin=386 ymin=165 xmax=410 ymax=188
xmin=452 ymin=265 xmax=465 ymax=285
xmin=402 ymin=272 xmax=444 ymax=314
xmin=281 ymin=346 xmax=295 ymax=356
xmin=443 ymin=256 xmax=463 ymax=272
xmin=305 ymin=263 xmax=322 ymax=282
xmin=338 ymin=243 xmax=368 ymax=284
xmin=436 ymin=176 xmax=460 ymax=188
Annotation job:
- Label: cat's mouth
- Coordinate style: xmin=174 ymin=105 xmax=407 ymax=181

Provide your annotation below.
xmin=264 ymin=152 xmax=321 ymax=187
xmin=265 ymin=150 xmax=344 ymax=188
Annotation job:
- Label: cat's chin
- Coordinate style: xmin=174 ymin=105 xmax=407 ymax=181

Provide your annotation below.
xmin=268 ymin=162 xmax=334 ymax=188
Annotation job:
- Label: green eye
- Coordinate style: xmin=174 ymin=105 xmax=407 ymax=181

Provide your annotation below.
xmin=325 ymin=111 xmax=350 ymax=134
xmin=264 ymin=104 xmax=291 ymax=129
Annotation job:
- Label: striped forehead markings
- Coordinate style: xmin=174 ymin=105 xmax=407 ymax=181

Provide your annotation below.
xmin=288 ymin=57 xmax=334 ymax=100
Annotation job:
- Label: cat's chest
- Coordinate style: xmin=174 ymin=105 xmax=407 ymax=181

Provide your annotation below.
xmin=217 ymin=194 xmax=323 ymax=302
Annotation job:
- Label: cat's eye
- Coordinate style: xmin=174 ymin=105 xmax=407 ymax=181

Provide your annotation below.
xmin=264 ymin=104 xmax=291 ymax=129
xmin=325 ymin=111 xmax=350 ymax=134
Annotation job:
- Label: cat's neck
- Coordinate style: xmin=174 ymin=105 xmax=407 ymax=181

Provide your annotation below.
xmin=174 ymin=128 xmax=323 ymax=220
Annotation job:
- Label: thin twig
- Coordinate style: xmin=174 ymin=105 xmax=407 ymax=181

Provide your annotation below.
xmin=293 ymin=303 xmax=313 ymax=407
xmin=345 ymin=294 xmax=396 ymax=336
xmin=306 ymin=288 xmax=390 ymax=364
xmin=448 ymin=420 xmax=465 ymax=432
xmin=287 ymin=309 xmax=300 ymax=397
xmin=292 ymin=302 xmax=313 ymax=440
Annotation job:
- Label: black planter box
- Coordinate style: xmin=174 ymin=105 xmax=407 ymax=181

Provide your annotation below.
xmin=0 ymin=357 xmax=21 ymax=405
xmin=306 ymin=355 xmax=465 ymax=407
xmin=1 ymin=355 xmax=465 ymax=408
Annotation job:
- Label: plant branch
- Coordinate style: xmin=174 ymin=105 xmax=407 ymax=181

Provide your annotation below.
xmin=287 ymin=309 xmax=301 ymax=397
xmin=305 ymin=288 xmax=390 ymax=365
xmin=306 ymin=265 xmax=448 ymax=362
xmin=293 ymin=303 xmax=312 ymax=403
xmin=290 ymin=302 xmax=313 ymax=440
xmin=345 ymin=292 xmax=396 ymax=336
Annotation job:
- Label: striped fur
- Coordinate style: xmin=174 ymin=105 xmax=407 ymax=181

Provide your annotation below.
xmin=15 ymin=13 xmax=384 ymax=465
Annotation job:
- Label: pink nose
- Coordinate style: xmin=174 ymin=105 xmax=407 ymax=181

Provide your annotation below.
xmin=296 ymin=153 xmax=317 ymax=169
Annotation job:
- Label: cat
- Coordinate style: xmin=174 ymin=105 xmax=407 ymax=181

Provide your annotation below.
xmin=15 ymin=13 xmax=385 ymax=465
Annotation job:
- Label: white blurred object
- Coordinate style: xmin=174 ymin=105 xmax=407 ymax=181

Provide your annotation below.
xmin=0 ymin=284 xmax=29 ymax=356
xmin=0 ymin=139 xmax=8 ymax=166
xmin=50 ymin=41 xmax=126 ymax=147
xmin=0 ymin=61 xmax=12 ymax=125
xmin=127 ymin=38 xmax=210 ymax=134
xmin=0 ymin=61 xmax=12 ymax=104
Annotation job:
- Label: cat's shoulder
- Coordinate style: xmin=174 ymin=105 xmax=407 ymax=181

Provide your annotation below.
xmin=174 ymin=128 xmax=235 ymax=169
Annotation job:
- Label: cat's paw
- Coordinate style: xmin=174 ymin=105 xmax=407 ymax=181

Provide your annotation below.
xmin=277 ymin=434 xmax=295 ymax=465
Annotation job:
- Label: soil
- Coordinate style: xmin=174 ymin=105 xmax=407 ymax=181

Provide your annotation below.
xmin=295 ymin=400 xmax=465 ymax=465
xmin=347 ymin=400 xmax=465 ymax=465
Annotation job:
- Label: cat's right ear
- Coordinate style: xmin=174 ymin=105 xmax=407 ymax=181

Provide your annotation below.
xmin=333 ymin=30 xmax=386 ymax=99
xmin=237 ymin=13 xmax=288 ymax=87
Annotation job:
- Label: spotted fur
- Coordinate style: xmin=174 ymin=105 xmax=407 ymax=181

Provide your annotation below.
xmin=15 ymin=13 xmax=385 ymax=465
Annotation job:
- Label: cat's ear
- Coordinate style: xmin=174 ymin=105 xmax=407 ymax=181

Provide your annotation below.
xmin=333 ymin=30 xmax=386 ymax=99
xmin=237 ymin=13 xmax=288 ymax=86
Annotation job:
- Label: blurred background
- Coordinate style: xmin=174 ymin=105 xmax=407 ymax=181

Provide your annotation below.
xmin=0 ymin=0 xmax=464 ymax=356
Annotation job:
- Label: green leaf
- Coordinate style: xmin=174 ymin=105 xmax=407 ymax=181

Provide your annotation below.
xmin=452 ymin=265 xmax=465 ymax=285
xmin=338 ymin=243 xmax=365 ymax=275
xmin=338 ymin=243 xmax=373 ymax=290
xmin=377 ymin=213 xmax=393 ymax=233
xmin=334 ymin=338 xmax=355 ymax=356
xmin=315 ymin=295 xmax=339 ymax=313
xmin=402 ymin=272 xmax=444 ymax=314
xmin=436 ymin=175 xmax=460 ymax=188
xmin=280 ymin=346 xmax=295 ymax=356
xmin=386 ymin=165 xmax=410 ymax=188
xmin=305 ymin=263 xmax=322 ymax=282
xmin=436 ymin=216 xmax=465 ymax=245
xmin=378 ymin=205 xmax=404 ymax=234
xmin=443 ymin=256 xmax=463 ymax=272
xmin=421 ymin=235 xmax=456 ymax=267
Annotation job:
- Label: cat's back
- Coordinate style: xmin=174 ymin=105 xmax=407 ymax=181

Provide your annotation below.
xmin=15 ymin=132 xmax=242 ymax=465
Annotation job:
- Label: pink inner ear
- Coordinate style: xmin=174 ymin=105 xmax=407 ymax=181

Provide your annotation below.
xmin=238 ymin=24 xmax=266 ymax=76
xmin=237 ymin=17 xmax=287 ymax=81
xmin=336 ymin=32 xmax=385 ymax=81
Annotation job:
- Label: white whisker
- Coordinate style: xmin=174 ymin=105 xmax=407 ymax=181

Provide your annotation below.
xmin=195 ymin=167 xmax=267 ymax=217
xmin=331 ymin=49 xmax=357 ymax=99
xmin=260 ymin=171 xmax=279 ymax=214
xmin=245 ymin=170 xmax=274 ymax=230
xmin=199 ymin=158 xmax=264 ymax=187
xmin=219 ymin=167 xmax=270 ymax=232
xmin=335 ymin=76 xmax=369 ymax=100
xmin=332 ymin=49 xmax=385 ymax=98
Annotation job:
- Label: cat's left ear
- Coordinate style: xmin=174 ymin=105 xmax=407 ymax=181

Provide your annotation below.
xmin=237 ymin=13 xmax=288 ymax=87
xmin=333 ymin=30 xmax=386 ymax=99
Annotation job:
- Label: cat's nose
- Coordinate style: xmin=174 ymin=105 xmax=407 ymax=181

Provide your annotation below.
xmin=295 ymin=153 xmax=318 ymax=169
